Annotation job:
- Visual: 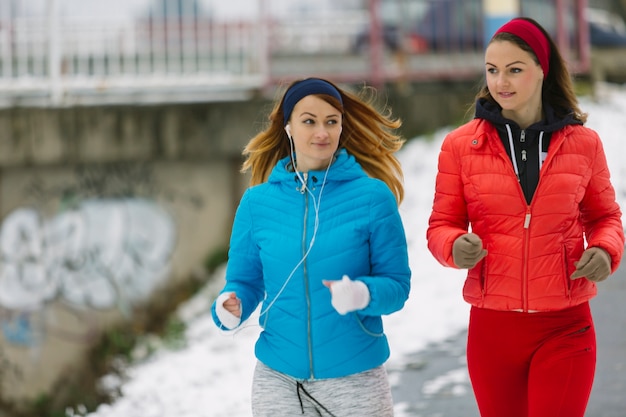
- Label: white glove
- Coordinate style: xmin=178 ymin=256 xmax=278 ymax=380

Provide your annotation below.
xmin=325 ymin=275 xmax=370 ymax=315
xmin=215 ymin=292 xmax=241 ymax=330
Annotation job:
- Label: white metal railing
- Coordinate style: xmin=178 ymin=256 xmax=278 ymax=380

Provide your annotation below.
xmin=0 ymin=0 xmax=271 ymax=106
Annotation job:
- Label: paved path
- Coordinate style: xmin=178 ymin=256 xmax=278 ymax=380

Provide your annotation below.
xmin=391 ymin=261 xmax=626 ymax=417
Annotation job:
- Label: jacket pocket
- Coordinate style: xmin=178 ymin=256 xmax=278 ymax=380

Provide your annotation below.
xmin=479 ymin=258 xmax=487 ymax=296
xmin=462 ymin=258 xmax=487 ymax=303
xmin=562 ymin=245 xmax=572 ymax=297
xmin=355 ymin=315 xmax=384 ymax=338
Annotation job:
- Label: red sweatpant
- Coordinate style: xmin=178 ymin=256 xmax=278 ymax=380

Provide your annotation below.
xmin=466 ymin=302 xmax=596 ymax=417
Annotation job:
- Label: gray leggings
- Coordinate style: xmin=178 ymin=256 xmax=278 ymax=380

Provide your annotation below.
xmin=251 ymin=361 xmax=394 ymax=417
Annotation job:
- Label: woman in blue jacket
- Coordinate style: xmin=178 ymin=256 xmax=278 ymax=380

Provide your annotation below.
xmin=211 ymin=78 xmax=411 ymax=416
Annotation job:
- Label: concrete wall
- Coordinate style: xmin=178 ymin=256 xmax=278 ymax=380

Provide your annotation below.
xmin=0 ymin=80 xmax=477 ymax=408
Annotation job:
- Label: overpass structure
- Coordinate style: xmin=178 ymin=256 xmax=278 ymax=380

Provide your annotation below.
xmin=0 ymin=0 xmax=591 ymax=108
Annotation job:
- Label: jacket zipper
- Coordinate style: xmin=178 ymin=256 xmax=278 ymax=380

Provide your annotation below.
xmin=522 ymin=209 xmax=531 ymax=312
xmin=498 ymin=130 xmax=532 ymax=310
xmin=520 ymin=130 xmax=528 ymax=198
xmin=300 ymin=173 xmax=315 ymax=379
xmin=500 ymin=127 xmax=570 ymax=311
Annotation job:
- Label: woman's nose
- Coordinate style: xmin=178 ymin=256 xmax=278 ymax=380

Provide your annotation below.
xmin=315 ymin=126 xmax=330 ymax=137
xmin=497 ymin=73 xmax=509 ymax=85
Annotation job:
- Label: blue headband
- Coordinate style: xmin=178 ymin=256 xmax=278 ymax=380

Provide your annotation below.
xmin=282 ymin=78 xmax=343 ymax=126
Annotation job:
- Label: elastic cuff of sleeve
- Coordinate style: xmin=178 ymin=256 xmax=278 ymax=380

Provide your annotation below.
xmin=215 ymin=292 xmax=241 ymax=330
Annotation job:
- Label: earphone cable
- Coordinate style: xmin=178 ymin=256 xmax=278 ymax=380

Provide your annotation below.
xmin=228 ymin=144 xmax=333 ymax=335
xmin=257 ymin=148 xmax=332 ymax=319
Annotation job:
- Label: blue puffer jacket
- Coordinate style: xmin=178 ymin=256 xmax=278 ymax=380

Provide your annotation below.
xmin=211 ymin=148 xmax=411 ymax=380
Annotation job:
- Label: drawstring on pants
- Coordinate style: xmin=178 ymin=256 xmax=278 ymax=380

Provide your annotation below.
xmin=296 ymin=381 xmax=338 ymax=417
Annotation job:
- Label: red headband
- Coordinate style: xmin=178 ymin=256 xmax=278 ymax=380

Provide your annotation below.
xmin=494 ymin=18 xmax=550 ymax=79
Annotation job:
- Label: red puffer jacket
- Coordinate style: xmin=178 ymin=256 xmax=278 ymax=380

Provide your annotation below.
xmin=427 ymin=118 xmax=624 ymax=312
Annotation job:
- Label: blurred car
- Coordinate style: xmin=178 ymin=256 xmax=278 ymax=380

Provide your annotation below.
xmin=586 ymin=7 xmax=626 ymax=47
xmin=352 ymin=0 xmax=429 ymax=54
xmin=350 ymin=0 xmax=488 ymax=54
xmin=411 ymin=0 xmax=482 ymax=52
xmin=352 ymin=0 xmax=626 ymax=53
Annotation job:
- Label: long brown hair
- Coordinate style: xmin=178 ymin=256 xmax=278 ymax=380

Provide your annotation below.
xmin=475 ymin=17 xmax=587 ymax=123
xmin=242 ymin=79 xmax=406 ymax=204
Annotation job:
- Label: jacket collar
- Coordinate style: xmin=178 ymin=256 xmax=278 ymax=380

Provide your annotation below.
xmin=474 ymin=98 xmax=580 ymax=134
xmin=267 ymin=148 xmax=365 ymax=185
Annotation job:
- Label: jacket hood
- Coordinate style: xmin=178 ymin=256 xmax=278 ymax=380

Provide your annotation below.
xmin=475 ymin=98 xmax=581 ymax=134
xmin=267 ymin=148 xmax=365 ymax=186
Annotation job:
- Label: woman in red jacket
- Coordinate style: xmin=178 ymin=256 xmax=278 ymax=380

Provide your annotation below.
xmin=427 ymin=17 xmax=624 ymax=417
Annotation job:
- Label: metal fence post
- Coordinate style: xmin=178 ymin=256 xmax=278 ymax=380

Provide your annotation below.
xmin=368 ymin=0 xmax=383 ymax=89
xmin=259 ymin=0 xmax=270 ymax=88
xmin=0 ymin=0 xmax=12 ymax=80
xmin=575 ymin=0 xmax=590 ymax=73
xmin=48 ymin=0 xmax=62 ymax=105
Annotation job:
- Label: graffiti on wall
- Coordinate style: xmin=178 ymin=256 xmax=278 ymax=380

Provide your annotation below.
xmin=0 ymin=162 xmax=192 ymax=348
xmin=0 ymin=199 xmax=176 ymax=311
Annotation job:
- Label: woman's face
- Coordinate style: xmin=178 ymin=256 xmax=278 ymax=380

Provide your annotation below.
xmin=485 ymin=40 xmax=544 ymax=126
xmin=286 ymin=95 xmax=342 ymax=172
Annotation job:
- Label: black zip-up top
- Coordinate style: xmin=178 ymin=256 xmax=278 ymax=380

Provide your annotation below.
xmin=475 ymin=98 xmax=582 ymax=204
